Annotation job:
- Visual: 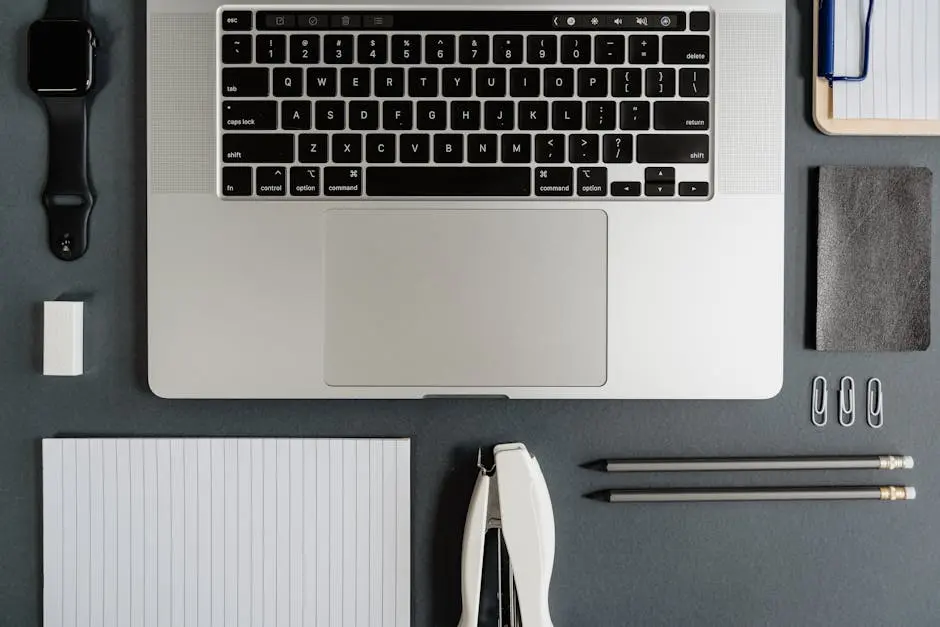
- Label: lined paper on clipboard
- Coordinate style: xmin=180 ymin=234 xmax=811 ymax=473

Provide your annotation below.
xmin=833 ymin=0 xmax=940 ymax=120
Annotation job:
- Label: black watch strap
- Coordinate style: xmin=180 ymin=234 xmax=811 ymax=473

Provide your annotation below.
xmin=42 ymin=96 xmax=93 ymax=261
xmin=44 ymin=0 xmax=88 ymax=19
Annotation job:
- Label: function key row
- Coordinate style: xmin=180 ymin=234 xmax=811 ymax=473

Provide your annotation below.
xmin=221 ymin=66 xmax=710 ymax=100
xmin=222 ymin=33 xmax=710 ymax=66
xmin=221 ymin=165 xmax=710 ymax=198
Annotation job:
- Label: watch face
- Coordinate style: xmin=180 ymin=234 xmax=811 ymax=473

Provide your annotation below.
xmin=28 ymin=20 xmax=95 ymax=96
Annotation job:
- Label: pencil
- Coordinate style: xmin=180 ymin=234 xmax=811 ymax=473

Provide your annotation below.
xmin=583 ymin=455 xmax=914 ymax=473
xmin=586 ymin=486 xmax=917 ymax=503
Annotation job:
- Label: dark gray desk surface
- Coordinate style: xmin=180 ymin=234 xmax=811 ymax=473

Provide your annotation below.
xmin=2 ymin=1 xmax=939 ymax=625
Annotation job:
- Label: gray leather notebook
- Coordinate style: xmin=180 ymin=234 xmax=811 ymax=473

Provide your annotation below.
xmin=817 ymin=166 xmax=931 ymax=351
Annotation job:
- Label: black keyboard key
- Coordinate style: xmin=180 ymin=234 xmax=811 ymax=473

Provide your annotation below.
xmin=586 ymin=101 xmax=616 ymax=130
xmin=476 ymin=68 xmax=506 ymax=97
xmin=298 ymin=134 xmax=329 ymax=163
xmin=637 ymin=134 xmax=709 ymax=163
xmin=663 ymin=35 xmax=710 ymax=65
xmin=645 ymin=167 xmax=675 ymax=183
xmin=569 ymin=134 xmax=599 ymax=163
xmin=459 ymin=35 xmax=489 ymax=64
xmin=221 ymin=166 xmax=252 ymax=196
xmin=222 ymin=134 xmax=294 ymax=164
xmin=629 ymin=35 xmax=659 ymax=64
xmin=324 ymin=167 xmax=363 ymax=196
xmin=510 ymin=68 xmax=540 ymax=97
xmin=552 ymin=101 xmax=582 ymax=130
xmin=341 ymin=68 xmax=370 ymax=97
xmin=467 ymin=135 xmax=498 ymax=163
xmin=535 ymin=134 xmax=564 ymax=163
xmin=484 ymin=101 xmax=514 ymax=130
xmin=527 ymin=35 xmax=557 ymax=64
xmin=443 ymin=68 xmax=472 ymax=97
xmin=612 ymin=68 xmax=642 ymax=97
xmin=375 ymin=67 xmax=405 ymax=97
xmin=544 ymin=68 xmax=574 ymax=97
xmin=306 ymin=68 xmax=336 ymax=97
xmin=273 ymin=67 xmax=303 ymax=97
xmin=577 ymin=167 xmax=607 ymax=196
xmin=400 ymin=134 xmax=430 ymax=163
xmin=391 ymin=35 xmax=421 ymax=63
xmin=577 ymin=69 xmax=607 ymax=97
xmin=222 ymin=101 xmax=277 ymax=130
xmin=426 ymin=35 xmax=456 ymax=64
xmin=451 ymin=101 xmax=481 ymax=130
xmin=679 ymin=182 xmax=709 ymax=197
xmin=646 ymin=182 xmax=675 ymax=197
xmin=366 ymin=134 xmax=396 ymax=163
xmin=603 ymin=134 xmax=632 ymax=163
xmin=290 ymin=167 xmax=320 ymax=196
xmin=645 ymin=68 xmax=676 ymax=98
xmin=222 ymin=35 xmax=252 ymax=64
xmin=500 ymin=134 xmax=531 ymax=163
xmin=260 ymin=13 xmax=295 ymax=30
xmin=594 ymin=35 xmax=625 ymax=64
xmin=620 ymin=101 xmax=650 ymax=130
xmin=383 ymin=101 xmax=413 ymax=130
xmin=561 ymin=35 xmax=591 ymax=63
xmin=256 ymin=35 xmax=286 ymax=63
xmin=222 ymin=67 xmax=268 ymax=97
xmin=690 ymin=11 xmax=711 ymax=31
xmin=358 ymin=34 xmax=387 ymax=63
xmin=494 ymin=35 xmax=524 ymax=64
xmin=330 ymin=14 xmax=360 ymax=28
xmin=349 ymin=100 xmax=380 ymax=130
xmin=679 ymin=68 xmax=710 ymax=97
xmin=534 ymin=167 xmax=573 ymax=196
xmin=256 ymin=166 xmax=287 ymax=196
xmin=366 ymin=167 xmax=530 ymax=196
xmin=290 ymin=35 xmax=319 ymax=63
xmin=222 ymin=11 xmax=252 ymax=31
xmin=611 ymin=181 xmax=641 ymax=197
xmin=417 ymin=101 xmax=447 ymax=130
xmin=654 ymin=101 xmax=709 ymax=131
xmin=332 ymin=134 xmax=362 ymax=163
xmin=324 ymin=35 xmax=354 ymax=63
xmin=281 ymin=100 xmax=311 ymax=130
xmin=434 ymin=134 xmax=464 ymax=163
xmin=408 ymin=68 xmax=438 ymax=97
xmin=519 ymin=101 xmax=549 ymax=130
xmin=315 ymin=101 xmax=345 ymax=130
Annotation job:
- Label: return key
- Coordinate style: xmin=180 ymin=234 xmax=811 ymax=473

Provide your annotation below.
xmin=654 ymin=101 xmax=709 ymax=131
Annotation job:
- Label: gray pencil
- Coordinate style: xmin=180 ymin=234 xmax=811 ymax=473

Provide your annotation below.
xmin=584 ymin=455 xmax=914 ymax=473
xmin=587 ymin=485 xmax=917 ymax=503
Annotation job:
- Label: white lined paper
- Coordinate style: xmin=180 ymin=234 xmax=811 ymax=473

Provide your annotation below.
xmin=834 ymin=0 xmax=940 ymax=119
xmin=43 ymin=438 xmax=411 ymax=627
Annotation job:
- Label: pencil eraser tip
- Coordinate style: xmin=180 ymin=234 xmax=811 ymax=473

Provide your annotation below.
xmin=903 ymin=456 xmax=915 ymax=469
xmin=905 ymin=487 xmax=917 ymax=500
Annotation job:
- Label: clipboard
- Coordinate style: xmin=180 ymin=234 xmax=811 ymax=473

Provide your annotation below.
xmin=813 ymin=0 xmax=940 ymax=135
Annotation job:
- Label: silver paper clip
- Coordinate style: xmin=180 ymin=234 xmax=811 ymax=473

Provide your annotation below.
xmin=812 ymin=376 xmax=828 ymax=427
xmin=839 ymin=376 xmax=856 ymax=426
xmin=867 ymin=378 xmax=884 ymax=429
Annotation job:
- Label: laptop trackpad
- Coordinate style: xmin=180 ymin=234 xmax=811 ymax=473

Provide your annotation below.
xmin=324 ymin=209 xmax=607 ymax=387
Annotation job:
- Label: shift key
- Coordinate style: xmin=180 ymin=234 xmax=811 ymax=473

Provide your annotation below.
xmin=222 ymin=134 xmax=294 ymax=163
xmin=636 ymin=134 xmax=709 ymax=163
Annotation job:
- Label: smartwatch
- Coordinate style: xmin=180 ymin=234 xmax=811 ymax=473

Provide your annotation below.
xmin=28 ymin=0 xmax=98 ymax=261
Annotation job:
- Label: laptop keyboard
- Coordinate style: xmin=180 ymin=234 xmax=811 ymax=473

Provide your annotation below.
xmin=218 ymin=9 xmax=712 ymax=199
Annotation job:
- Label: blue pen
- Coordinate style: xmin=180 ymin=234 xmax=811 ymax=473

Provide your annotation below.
xmin=819 ymin=0 xmax=875 ymax=86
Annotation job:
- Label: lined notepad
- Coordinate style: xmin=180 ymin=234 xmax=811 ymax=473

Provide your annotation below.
xmin=833 ymin=0 xmax=940 ymax=120
xmin=42 ymin=438 xmax=410 ymax=627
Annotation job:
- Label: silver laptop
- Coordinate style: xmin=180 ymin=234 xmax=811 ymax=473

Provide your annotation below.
xmin=147 ymin=0 xmax=785 ymax=399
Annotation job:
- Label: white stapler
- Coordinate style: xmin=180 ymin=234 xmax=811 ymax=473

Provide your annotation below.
xmin=457 ymin=443 xmax=555 ymax=627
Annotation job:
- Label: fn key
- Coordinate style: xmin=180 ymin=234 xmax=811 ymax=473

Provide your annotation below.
xmin=222 ymin=167 xmax=252 ymax=196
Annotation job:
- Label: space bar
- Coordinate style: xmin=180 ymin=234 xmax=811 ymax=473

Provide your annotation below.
xmin=366 ymin=167 xmax=531 ymax=196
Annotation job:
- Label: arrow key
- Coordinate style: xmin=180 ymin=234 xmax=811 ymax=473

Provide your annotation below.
xmin=645 ymin=166 xmax=675 ymax=183
xmin=679 ymin=181 xmax=709 ymax=197
xmin=645 ymin=182 xmax=675 ymax=197
xmin=256 ymin=167 xmax=287 ymax=196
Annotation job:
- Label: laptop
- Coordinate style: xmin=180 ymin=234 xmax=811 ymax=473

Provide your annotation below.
xmin=147 ymin=0 xmax=785 ymax=399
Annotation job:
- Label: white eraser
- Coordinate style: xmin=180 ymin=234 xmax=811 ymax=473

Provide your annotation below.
xmin=43 ymin=301 xmax=84 ymax=376
xmin=905 ymin=487 xmax=917 ymax=500
xmin=903 ymin=456 xmax=915 ymax=469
